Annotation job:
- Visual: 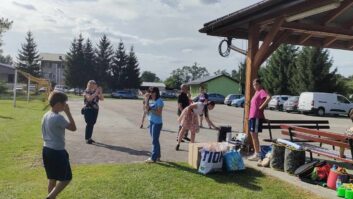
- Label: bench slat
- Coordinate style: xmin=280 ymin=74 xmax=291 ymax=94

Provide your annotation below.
xmin=281 ymin=130 xmax=350 ymax=148
xmin=300 ymin=143 xmax=352 ymax=159
xmin=281 ymin=125 xmax=348 ymax=141
xmin=265 ymin=120 xmax=329 ymax=124
xmin=263 ymin=125 xmax=330 ymax=129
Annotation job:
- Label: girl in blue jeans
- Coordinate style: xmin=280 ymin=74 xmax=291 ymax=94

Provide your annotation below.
xmin=144 ymin=87 xmax=164 ymax=163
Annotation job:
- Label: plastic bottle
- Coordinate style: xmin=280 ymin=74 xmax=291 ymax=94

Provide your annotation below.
xmin=336 ymin=178 xmax=342 ymax=189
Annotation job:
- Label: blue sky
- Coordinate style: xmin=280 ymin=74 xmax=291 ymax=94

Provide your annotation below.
xmin=1 ymin=0 xmax=352 ymax=79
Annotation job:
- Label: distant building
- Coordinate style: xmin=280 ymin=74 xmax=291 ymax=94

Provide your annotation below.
xmin=0 ymin=63 xmax=15 ymax=90
xmin=40 ymin=53 xmax=65 ymax=85
xmin=186 ymin=74 xmax=240 ymax=97
xmin=140 ymin=82 xmax=166 ymax=92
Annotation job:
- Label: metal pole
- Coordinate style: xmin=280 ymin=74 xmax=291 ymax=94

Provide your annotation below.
xmin=27 ymin=77 xmax=30 ymax=103
xmin=13 ymin=69 xmax=17 ymax=108
xmin=55 ymin=64 xmax=58 ymax=84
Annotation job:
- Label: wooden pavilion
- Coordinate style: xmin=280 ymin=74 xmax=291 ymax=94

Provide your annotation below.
xmin=199 ymin=0 xmax=353 ymax=133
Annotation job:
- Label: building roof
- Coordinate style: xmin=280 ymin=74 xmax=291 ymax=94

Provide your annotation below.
xmin=141 ymin=82 xmax=166 ymax=88
xmin=199 ymin=0 xmax=353 ymax=51
xmin=0 ymin=63 xmax=15 ymax=70
xmin=40 ymin=53 xmax=65 ymax=62
xmin=186 ymin=74 xmax=238 ymax=85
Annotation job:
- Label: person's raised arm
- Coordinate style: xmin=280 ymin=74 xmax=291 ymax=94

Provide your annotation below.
xmin=84 ymin=90 xmax=99 ymax=102
xmin=64 ymin=104 xmax=76 ymax=131
xmin=98 ymin=87 xmax=104 ymax=101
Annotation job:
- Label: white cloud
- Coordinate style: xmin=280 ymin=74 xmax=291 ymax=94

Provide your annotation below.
xmin=1 ymin=0 xmax=352 ymax=79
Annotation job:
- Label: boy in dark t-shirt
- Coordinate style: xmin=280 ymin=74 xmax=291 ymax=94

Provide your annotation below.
xmin=177 ymin=84 xmax=191 ymax=142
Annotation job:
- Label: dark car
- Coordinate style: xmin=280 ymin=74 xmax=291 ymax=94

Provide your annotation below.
xmin=193 ymin=93 xmax=225 ymax=104
xmin=224 ymin=94 xmax=243 ymax=106
xmin=283 ymin=96 xmax=299 ymax=112
xmin=111 ymin=90 xmax=138 ymax=99
xmin=161 ymin=91 xmax=177 ymax=99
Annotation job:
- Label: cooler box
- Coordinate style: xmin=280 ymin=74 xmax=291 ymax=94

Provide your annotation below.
xmin=218 ymin=126 xmax=232 ymax=142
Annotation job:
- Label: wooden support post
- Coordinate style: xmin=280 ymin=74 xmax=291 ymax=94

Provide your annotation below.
xmin=243 ymin=24 xmax=259 ymax=136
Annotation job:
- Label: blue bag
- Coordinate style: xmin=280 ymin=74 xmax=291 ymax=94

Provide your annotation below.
xmin=223 ymin=149 xmax=245 ymax=172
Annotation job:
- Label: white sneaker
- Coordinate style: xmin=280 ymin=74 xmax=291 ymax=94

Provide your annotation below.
xmin=247 ymin=154 xmax=260 ymax=161
xmin=145 ymin=158 xmax=156 ymax=163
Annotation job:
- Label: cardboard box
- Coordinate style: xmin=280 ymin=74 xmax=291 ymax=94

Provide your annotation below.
xmin=188 ymin=143 xmax=206 ymax=169
xmin=188 ymin=142 xmax=235 ymax=169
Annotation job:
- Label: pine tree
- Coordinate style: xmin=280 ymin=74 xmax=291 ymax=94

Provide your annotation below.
xmin=262 ymin=44 xmax=298 ymax=95
xmin=125 ymin=46 xmax=141 ymax=89
xmin=17 ymin=31 xmax=41 ymax=77
xmin=293 ymin=47 xmax=340 ymax=94
xmin=111 ymin=40 xmax=127 ymax=89
xmin=95 ymin=34 xmax=113 ymax=89
xmin=83 ymin=38 xmax=96 ymax=83
xmin=64 ymin=34 xmax=85 ymax=88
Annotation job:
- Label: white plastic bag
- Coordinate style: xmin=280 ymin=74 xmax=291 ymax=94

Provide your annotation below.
xmin=198 ymin=143 xmax=227 ymax=175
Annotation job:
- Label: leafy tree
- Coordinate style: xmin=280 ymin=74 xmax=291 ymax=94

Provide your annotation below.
xmin=0 ymin=18 xmax=12 ymax=54
xmin=0 ymin=54 xmax=12 ymax=64
xmin=124 ymin=46 xmax=141 ymax=89
xmin=64 ymin=35 xmax=85 ymax=88
xmin=17 ymin=31 xmax=41 ymax=77
xmin=234 ymin=60 xmax=246 ymax=95
xmin=0 ymin=18 xmax=12 ymax=64
xmin=95 ymin=34 xmax=113 ymax=89
xmin=188 ymin=62 xmax=209 ymax=81
xmin=141 ymin=71 xmax=160 ymax=82
xmin=164 ymin=63 xmax=209 ymax=89
xmin=262 ymin=44 xmax=298 ymax=95
xmin=111 ymin=40 xmax=128 ymax=89
xmin=292 ymin=47 xmax=342 ymax=95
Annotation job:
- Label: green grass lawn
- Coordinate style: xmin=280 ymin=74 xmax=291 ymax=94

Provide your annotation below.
xmin=0 ymin=99 xmax=322 ymax=199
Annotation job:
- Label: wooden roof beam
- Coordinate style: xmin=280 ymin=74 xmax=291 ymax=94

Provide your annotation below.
xmin=282 ymin=22 xmax=353 ymax=40
xmin=253 ymin=16 xmax=285 ymax=68
xmin=320 ymin=0 xmax=353 ymax=25
xmin=343 ymin=20 xmax=353 ymax=29
xmin=299 ymin=34 xmax=312 ymax=44
xmin=258 ymin=30 xmax=292 ymax=66
xmin=323 ymin=37 xmax=338 ymax=48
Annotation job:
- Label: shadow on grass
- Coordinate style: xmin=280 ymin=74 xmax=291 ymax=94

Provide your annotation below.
xmin=93 ymin=142 xmax=151 ymax=157
xmin=0 ymin=115 xmax=14 ymax=119
xmin=157 ymin=161 xmax=263 ymax=191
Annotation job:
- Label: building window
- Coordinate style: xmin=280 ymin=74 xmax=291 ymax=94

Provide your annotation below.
xmin=8 ymin=74 xmax=14 ymax=83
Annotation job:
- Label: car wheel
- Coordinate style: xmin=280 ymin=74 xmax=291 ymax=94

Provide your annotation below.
xmin=241 ymin=103 xmax=244 ymax=108
xmin=279 ymin=105 xmax=283 ymax=111
xmin=317 ymin=108 xmax=325 ymax=117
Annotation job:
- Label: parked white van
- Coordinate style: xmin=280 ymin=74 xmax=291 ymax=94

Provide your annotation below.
xmin=298 ymin=92 xmax=353 ymax=116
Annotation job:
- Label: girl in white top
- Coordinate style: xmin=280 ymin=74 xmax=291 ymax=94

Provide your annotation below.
xmin=176 ymin=101 xmax=218 ymax=150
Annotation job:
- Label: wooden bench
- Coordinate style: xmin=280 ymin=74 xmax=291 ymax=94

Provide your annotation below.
xmin=280 ymin=124 xmax=353 ymax=164
xmin=263 ymin=119 xmax=330 ymax=142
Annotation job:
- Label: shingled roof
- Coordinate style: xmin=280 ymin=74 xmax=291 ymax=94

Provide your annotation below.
xmin=186 ymin=74 xmax=238 ymax=85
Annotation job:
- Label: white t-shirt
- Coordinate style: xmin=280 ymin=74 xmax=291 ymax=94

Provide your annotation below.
xmin=193 ymin=102 xmax=205 ymax=115
xmin=41 ymin=111 xmax=69 ymax=150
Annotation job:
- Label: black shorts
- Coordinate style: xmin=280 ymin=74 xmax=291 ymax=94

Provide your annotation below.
xmin=42 ymin=147 xmax=72 ymax=181
xmin=249 ymin=118 xmax=263 ymax=133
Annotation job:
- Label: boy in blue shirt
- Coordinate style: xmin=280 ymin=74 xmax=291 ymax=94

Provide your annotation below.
xmin=42 ymin=92 xmax=76 ymax=199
